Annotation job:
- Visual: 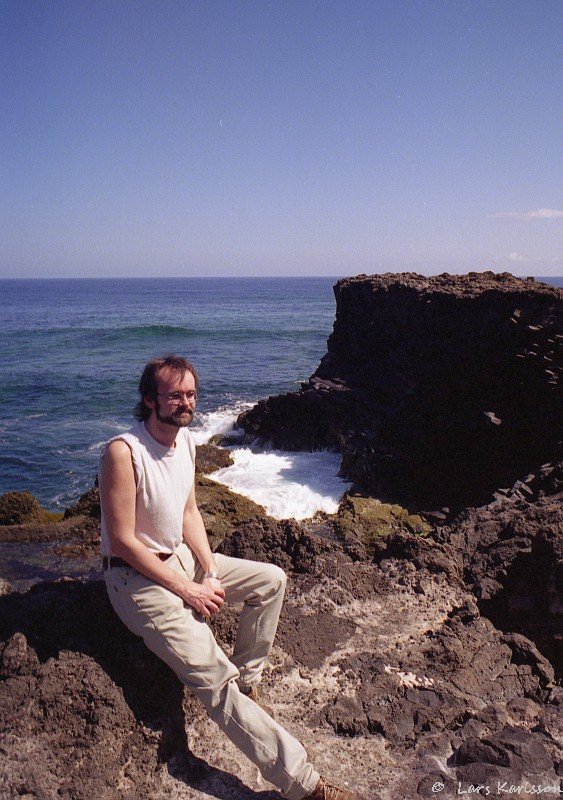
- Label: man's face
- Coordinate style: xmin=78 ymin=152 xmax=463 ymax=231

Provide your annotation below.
xmin=150 ymin=368 xmax=197 ymax=428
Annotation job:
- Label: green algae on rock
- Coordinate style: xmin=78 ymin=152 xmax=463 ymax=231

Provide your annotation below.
xmin=333 ymin=494 xmax=432 ymax=557
xmin=0 ymin=491 xmax=63 ymax=526
xmin=194 ymin=442 xmax=235 ymax=474
xmin=195 ymin=474 xmax=267 ymax=550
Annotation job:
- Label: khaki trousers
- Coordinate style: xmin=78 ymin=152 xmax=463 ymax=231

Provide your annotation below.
xmin=104 ymin=543 xmax=319 ymax=799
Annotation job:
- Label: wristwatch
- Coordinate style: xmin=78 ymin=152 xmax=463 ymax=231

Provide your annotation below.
xmin=204 ymin=571 xmax=220 ymax=580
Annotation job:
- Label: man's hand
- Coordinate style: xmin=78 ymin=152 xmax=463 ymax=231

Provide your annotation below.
xmin=178 ymin=577 xmax=225 ymax=618
xmin=202 ymin=575 xmax=222 ymax=593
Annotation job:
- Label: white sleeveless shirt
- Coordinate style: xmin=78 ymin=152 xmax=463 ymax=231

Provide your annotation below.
xmin=100 ymin=421 xmax=196 ymax=556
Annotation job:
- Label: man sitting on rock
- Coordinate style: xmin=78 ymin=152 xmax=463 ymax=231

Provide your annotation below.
xmin=99 ymin=354 xmax=364 ymax=800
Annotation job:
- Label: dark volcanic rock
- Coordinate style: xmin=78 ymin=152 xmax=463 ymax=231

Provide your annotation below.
xmin=0 ymin=635 xmax=162 ymax=800
xmin=63 ymin=484 xmax=100 ymax=519
xmin=276 ymin=608 xmax=356 ymax=669
xmin=238 ymin=272 xmax=563 ymax=512
xmin=195 ymin=475 xmax=269 ymax=550
xmin=435 ymin=471 xmax=563 ymax=679
xmin=330 ymin=494 xmax=432 ymax=561
xmin=372 ymin=528 xmax=462 ymax=581
xmin=323 ymin=607 xmax=553 ymax=745
xmin=216 ymin=515 xmax=338 ymax=574
xmin=0 ymin=582 xmax=197 ymax=799
xmin=452 ymin=725 xmax=560 ymax=796
xmin=1 ymin=549 xmax=561 ymax=798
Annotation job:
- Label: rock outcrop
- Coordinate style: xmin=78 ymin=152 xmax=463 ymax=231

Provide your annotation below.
xmin=0 ymin=491 xmax=59 ymax=526
xmin=434 ymin=460 xmax=563 ymax=679
xmin=238 ymin=272 xmax=562 ymax=513
xmin=1 ymin=497 xmax=561 ymax=800
xmin=63 ymin=485 xmax=100 ymax=520
xmin=1 ymin=277 xmax=562 ymax=800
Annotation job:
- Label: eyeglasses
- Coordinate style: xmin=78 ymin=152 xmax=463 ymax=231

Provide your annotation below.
xmin=157 ymin=391 xmax=198 ymax=404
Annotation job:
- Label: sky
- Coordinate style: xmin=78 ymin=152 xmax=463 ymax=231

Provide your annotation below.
xmin=1 ymin=0 xmax=562 ymax=279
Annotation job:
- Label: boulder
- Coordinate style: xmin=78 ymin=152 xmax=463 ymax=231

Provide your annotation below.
xmin=63 ymin=485 xmax=101 ymax=520
xmin=331 ymin=494 xmax=432 ymax=559
xmin=0 ymin=491 xmax=47 ymax=525
xmin=194 ymin=443 xmax=234 ymax=474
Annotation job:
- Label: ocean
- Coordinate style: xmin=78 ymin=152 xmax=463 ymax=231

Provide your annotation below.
xmin=1 ymin=276 xmax=561 ymax=522
xmin=0 ymin=277 xmax=350 ymax=520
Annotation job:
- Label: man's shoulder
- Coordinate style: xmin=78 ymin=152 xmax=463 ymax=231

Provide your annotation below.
xmin=106 ymin=438 xmax=132 ymax=456
xmin=104 ymin=424 xmax=143 ymax=457
xmin=109 ymin=423 xmax=144 ymax=446
xmin=181 ymin=426 xmax=194 ymax=442
xmin=100 ymin=434 xmax=136 ymax=477
xmin=181 ymin=428 xmax=196 ymax=460
xmin=103 ymin=438 xmax=135 ymax=472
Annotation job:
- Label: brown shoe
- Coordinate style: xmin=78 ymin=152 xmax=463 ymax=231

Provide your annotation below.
xmin=302 ymin=776 xmax=366 ymax=800
xmin=239 ymin=684 xmax=274 ymax=716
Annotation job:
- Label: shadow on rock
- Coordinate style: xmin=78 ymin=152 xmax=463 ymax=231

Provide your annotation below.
xmin=0 ymin=579 xmax=277 ymax=800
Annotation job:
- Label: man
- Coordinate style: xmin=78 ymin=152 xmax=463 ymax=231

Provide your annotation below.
xmin=99 ymin=354 xmax=364 ymax=800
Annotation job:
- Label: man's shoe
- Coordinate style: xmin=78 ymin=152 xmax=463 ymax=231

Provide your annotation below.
xmin=239 ymin=684 xmax=274 ymax=716
xmin=302 ymin=776 xmax=366 ymax=800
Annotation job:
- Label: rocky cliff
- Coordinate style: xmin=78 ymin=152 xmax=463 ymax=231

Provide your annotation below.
xmin=238 ymin=272 xmax=562 ymax=514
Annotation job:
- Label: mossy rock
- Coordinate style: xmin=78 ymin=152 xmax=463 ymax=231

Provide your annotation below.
xmin=208 ymin=433 xmax=227 ymax=446
xmin=333 ymin=495 xmax=432 ymax=555
xmin=195 ymin=444 xmax=234 ymax=475
xmin=0 ymin=491 xmax=48 ymax=525
xmin=195 ymin=475 xmax=267 ymax=549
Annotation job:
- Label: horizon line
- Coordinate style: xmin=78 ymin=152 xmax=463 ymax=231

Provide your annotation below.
xmin=0 ymin=274 xmax=347 ymax=281
xmin=0 ymin=272 xmax=562 ymax=282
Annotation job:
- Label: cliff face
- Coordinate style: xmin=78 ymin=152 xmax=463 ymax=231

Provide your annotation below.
xmin=238 ymin=272 xmax=562 ymax=512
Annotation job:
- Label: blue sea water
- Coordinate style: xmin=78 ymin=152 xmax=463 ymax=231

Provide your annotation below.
xmin=0 ymin=277 xmax=341 ymax=512
xmin=1 ymin=275 xmax=561 ymax=517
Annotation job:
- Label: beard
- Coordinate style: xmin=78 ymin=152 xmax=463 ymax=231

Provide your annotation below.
xmin=154 ymin=399 xmax=193 ymax=428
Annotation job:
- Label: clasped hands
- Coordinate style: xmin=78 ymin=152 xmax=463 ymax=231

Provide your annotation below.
xmin=180 ymin=575 xmax=225 ymax=618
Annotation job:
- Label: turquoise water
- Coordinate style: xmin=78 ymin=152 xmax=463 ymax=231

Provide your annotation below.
xmin=0 ymin=277 xmax=339 ymax=510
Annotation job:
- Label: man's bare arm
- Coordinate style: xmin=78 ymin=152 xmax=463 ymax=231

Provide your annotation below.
xmin=99 ymin=440 xmax=224 ymax=617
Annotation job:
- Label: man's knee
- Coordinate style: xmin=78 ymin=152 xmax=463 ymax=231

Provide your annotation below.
xmin=192 ymin=660 xmax=241 ymax=714
xmin=267 ymin=563 xmax=287 ymax=594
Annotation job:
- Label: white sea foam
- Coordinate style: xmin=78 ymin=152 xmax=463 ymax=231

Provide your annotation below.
xmin=190 ymin=401 xmax=254 ymax=445
xmin=207 ymin=448 xmax=350 ymax=520
xmin=195 ymin=405 xmax=351 ymax=521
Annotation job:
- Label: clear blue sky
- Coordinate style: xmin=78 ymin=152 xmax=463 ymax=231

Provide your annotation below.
xmin=1 ymin=0 xmax=562 ymax=278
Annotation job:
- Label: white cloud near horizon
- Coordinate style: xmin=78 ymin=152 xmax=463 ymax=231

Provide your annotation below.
xmin=508 ymin=252 xmax=526 ymax=263
xmin=492 ymin=252 xmax=528 ymax=264
xmin=490 ymin=208 xmax=563 ymax=220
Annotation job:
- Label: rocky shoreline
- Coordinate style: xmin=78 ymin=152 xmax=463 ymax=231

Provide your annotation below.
xmin=238 ymin=272 xmax=562 ymax=516
xmin=1 ymin=272 xmax=561 ymax=800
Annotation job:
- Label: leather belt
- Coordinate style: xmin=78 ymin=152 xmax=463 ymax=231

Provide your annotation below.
xmin=103 ymin=552 xmax=172 ymax=570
